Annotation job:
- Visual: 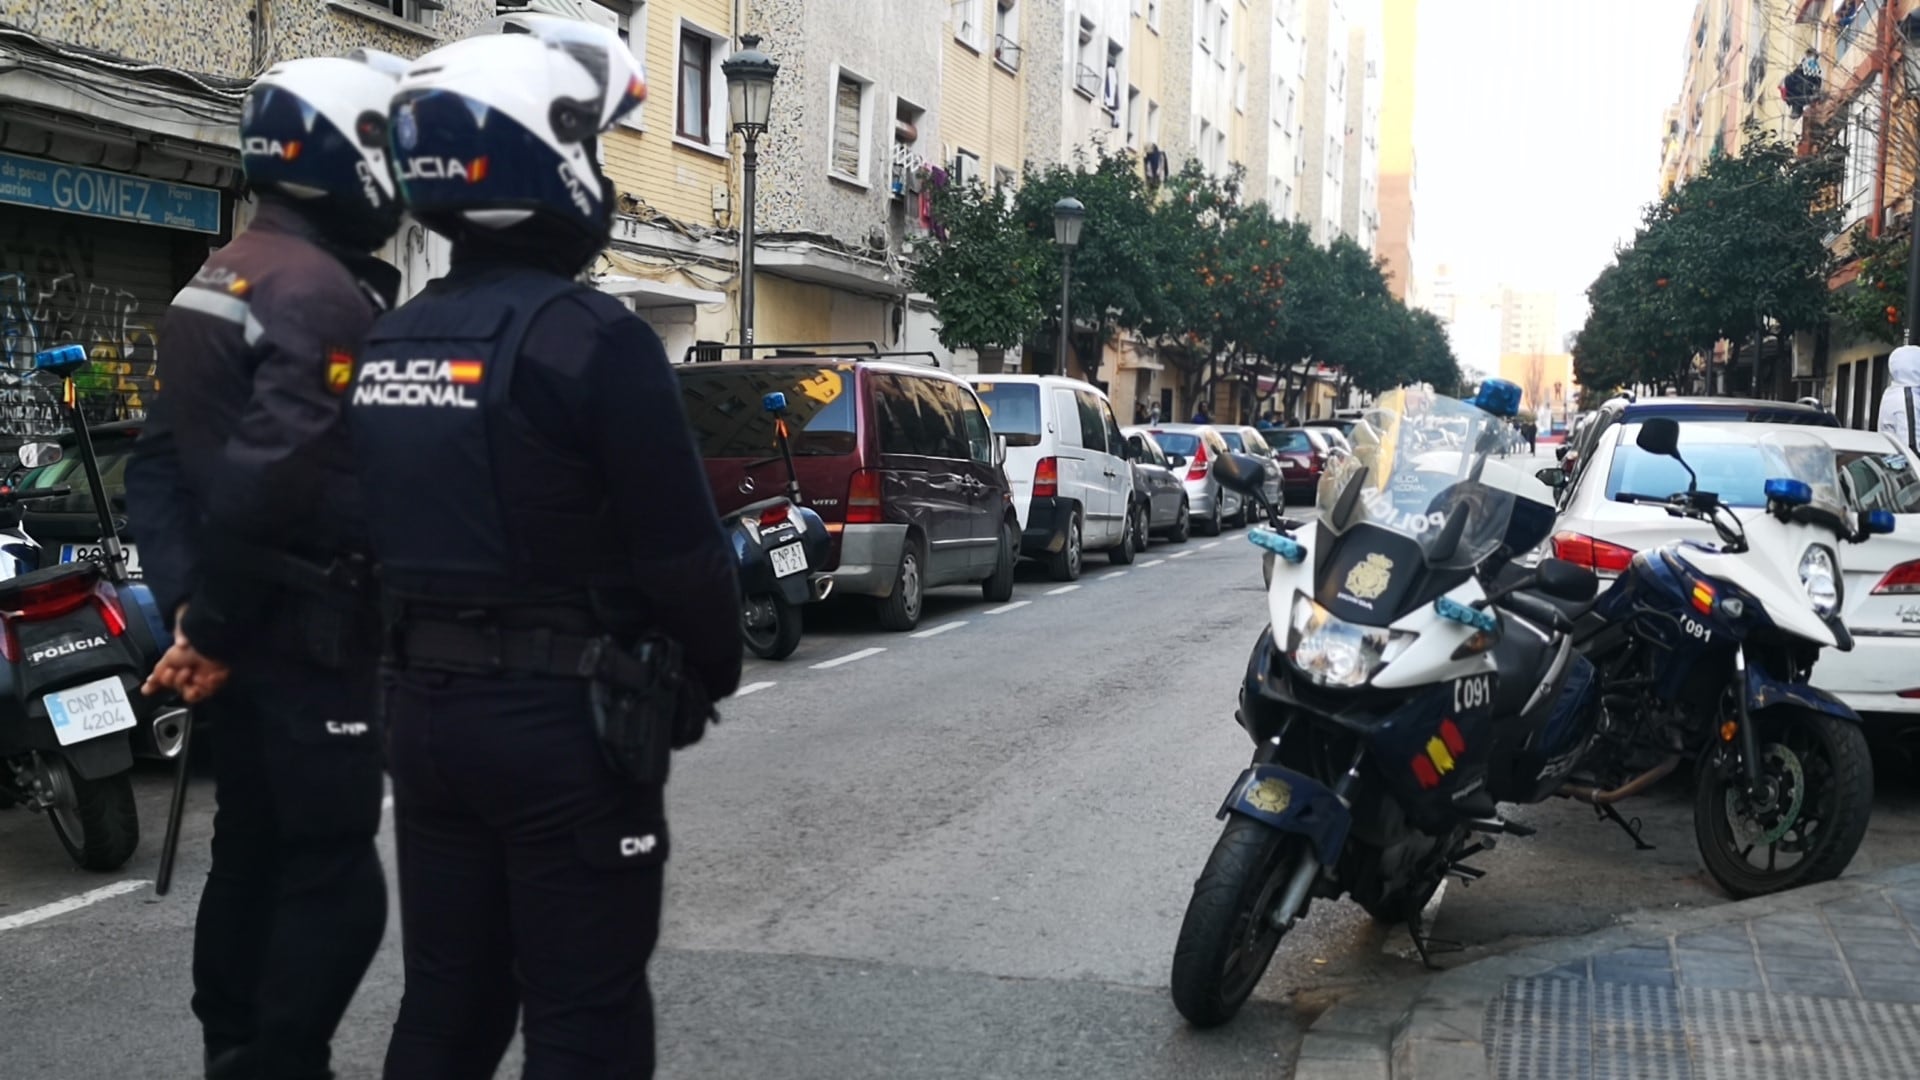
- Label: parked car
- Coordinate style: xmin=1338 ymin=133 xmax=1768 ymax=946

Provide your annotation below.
xmin=1263 ymin=427 xmax=1332 ymax=502
xmin=1121 ymin=427 xmax=1191 ymax=543
xmin=969 ymin=375 xmax=1140 ymax=579
xmin=16 ymin=419 xmax=143 ymax=579
xmin=1303 ymin=417 xmax=1358 ymax=445
xmin=1215 ymin=425 xmax=1286 ymax=509
xmin=677 ymin=358 xmax=1018 ymax=632
xmin=1137 ymin=423 xmax=1243 ymax=535
xmin=1539 ymin=419 xmax=1920 ymax=736
xmin=1556 ymin=395 xmax=1837 ymax=500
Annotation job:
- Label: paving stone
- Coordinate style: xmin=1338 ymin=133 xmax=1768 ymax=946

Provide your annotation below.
xmin=1678 ymin=952 xmax=1765 ymax=992
xmin=1826 ymin=913 xmax=1908 ymax=932
xmin=1823 ymin=894 xmax=1899 ymax=917
xmin=1541 ymin=961 xmax=1589 ymax=981
xmin=1843 ymin=960 xmax=1920 ymax=985
xmin=1309 ymin=1002 xmax=1406 ymax=1038
xmin=1831 ymin=926 xmax=1917 ymax=949
xmin=1759 ymin=953 xmax=1849 ymax=979
xmin=1593 ymin=946 xmax=1673 ymax=968
xmin=1398 ymin=1036 xmax=1491 ymax=1080
xmin=1676 ymin=926 xmax=1754 ymax=953
xmin=1402 ymin=1000 xmax=1488 ymax=1044
xmin=1591 ymin=960 xmax=1675 ymax=988
xmin=1751 ymin=929 xmax=1840 ymax=959
xmin=1855 ymin=980 xmax=1920 ymax=1005
xmin=1763 ymin=973 xmax=1856 ymax=999
xmin=1297 ymin=1031 xmax=1393 ymax=1064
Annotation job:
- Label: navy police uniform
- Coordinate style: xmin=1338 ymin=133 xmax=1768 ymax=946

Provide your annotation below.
xmin=349 ymin=251 xmax=740 ymax=1078
xmin=125 ymin=198 xmax=397 ymax=1080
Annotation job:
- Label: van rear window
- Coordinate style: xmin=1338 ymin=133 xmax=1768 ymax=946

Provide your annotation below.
xmin=677 ymin=366 xmax=858 ymax=458
xmin=972 ymin=382 xmax=1043 ymax=446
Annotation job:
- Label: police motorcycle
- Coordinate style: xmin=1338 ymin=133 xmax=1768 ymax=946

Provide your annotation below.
xmin=1541 ymin=418 xmax=1885 ymax=899
xmin=0 ymin=452 xmax=55 ymax=581
xmin=1171 ymin=380 xmax=1605 ymax=1028
xmin=0 ymin=346 xmax=179 ymax=870
xmin=730 ymin=391 xmax=833 ymax=660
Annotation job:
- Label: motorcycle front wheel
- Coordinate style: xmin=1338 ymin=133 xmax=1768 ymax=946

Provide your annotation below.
xmin=1695 ymin=708 xmax=1874 ymax=899
xmin=742 ymin=593 xmax=804 ymax=660
xmin=1170 ymin=816 xmax=1305 ymax=1027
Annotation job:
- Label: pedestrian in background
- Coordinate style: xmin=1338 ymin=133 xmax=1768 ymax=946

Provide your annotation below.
xmin=1878 ymin=344 xmax=1920 ymax=454
xmin=125 ymin=50 xmax=405 ymax=1080
xmin=1192 ymin=401 xmax=1212 ymax=424
xmin=347 ymin=19 xmax=740 ymax=1077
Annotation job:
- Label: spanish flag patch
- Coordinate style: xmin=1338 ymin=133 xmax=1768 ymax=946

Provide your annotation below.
xmin=447 ymin=360 xmax=483 ymax=385
xmin=326 ymin=349 xmax=354 ymax=395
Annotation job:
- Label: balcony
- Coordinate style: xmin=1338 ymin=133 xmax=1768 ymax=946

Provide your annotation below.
xmin=1837 ymin=0 xmax=1880 ymax=63
xmin=1074 ymin=64 xmax=1101 ymax=99
xmin=995 ymin=34 xmax=1022 ymax=71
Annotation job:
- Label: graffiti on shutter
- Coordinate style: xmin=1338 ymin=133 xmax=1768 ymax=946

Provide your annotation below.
xmin=0 ymin=213 xmax=180 ymax=435
xmin=833 ymin=76 xmax=863 ymax=177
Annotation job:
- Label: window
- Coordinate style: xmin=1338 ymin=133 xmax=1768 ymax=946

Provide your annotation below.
xmin=1842 ymin=78 xmax=1880 ymax=225
xmin=613 ymin=3 xmax=648 ymax=129
xmin=994 ymin=0 xmax=1021 ymax=69
xmin=673 ymin=24 xmax=729 ymax=150
xmin=993 ymin=164 xmax=1017 ymax=192
xmin=1104 ymin=42 xmax=1123 ymax=113
xmin=678 ymin=366 xmax=858 ymax=458
xmin=1075 ymin=18 xmax=1100 ymax=98
xmin=1235 ymin=61 xmax=1248 ymax=112
xmin=1076 ymin=392 xmax=1112 ymax=455
xmin=1197 ymin=117 xmax=1213 ymax=169
xmin=1146 ymin=100 xmax=1161 ymax=146
xmin=1839 ymin=450 xmax=1920 ymax=513
xmin=875 ymin=374 xmax=966 ymax=459
xmin=370 ymin=0 xmax=438 ymax=26
xmin=1198 ymin=0 xmax=1214 ymax=51
xmin=946 ymin=382 xmax=996 ymax=465
xmin=1216 ymin=9 xmax=1229 ymax=66
xmin=830 ymin=68 xmax=873 ymax=183
xmin=1147 ymin=0 xmax=1160 ymax=31
xmin=1126 ymin=86 xmax=1143 ymax=147
xmin=952 ymin=148 xmax=982 ymax=186
xmin=955 ymin=0 xmax=985 ymax=49
xmin=972 ymin=382 xmax=1042 ymax=445
xmin=1326 ymin=136 xmax=1336 ymax=175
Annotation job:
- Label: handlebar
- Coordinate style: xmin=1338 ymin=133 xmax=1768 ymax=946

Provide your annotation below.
xmin=0 ymin=485 xmax=71 ymax=501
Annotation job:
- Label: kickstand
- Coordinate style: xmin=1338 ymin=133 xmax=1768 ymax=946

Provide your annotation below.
xmin=1595 ymin=802 xmax=1655 ymax=851
xmin=1406 ymin=908 xmax=1463 ymax=971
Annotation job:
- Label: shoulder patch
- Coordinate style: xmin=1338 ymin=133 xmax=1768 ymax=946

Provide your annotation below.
xmin=326 ymin=348 xmax=355 ymax=395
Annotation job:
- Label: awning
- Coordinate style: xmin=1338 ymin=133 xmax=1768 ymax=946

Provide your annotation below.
xmin=755 ymin=240 xmax=900 ymax=296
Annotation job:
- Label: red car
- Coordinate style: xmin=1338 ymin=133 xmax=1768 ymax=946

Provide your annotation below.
xmin=1265 ymin=427 xmax=1334 ymax=501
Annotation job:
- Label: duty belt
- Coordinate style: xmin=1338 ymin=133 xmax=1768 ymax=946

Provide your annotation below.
xmin=391 ymin=617 xmax=606 ymax=679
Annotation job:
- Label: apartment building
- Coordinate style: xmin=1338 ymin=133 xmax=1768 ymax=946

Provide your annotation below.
xmin=1340 ymin=10 xmax=1381 ymax=250
xmin=1253 ymin=0 xmax=1309 ymax=218
xmin=1374 ymin=0 xmax=1415 ymax=300
xmin=1297 ymin=0 xmax=1350 ymax=243
xmin=0 ymin=0 xmax=492 ymax=431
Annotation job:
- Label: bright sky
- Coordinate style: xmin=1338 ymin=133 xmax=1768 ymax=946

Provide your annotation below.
xmin=1414 ymin=0 xmax=1697 ymax=328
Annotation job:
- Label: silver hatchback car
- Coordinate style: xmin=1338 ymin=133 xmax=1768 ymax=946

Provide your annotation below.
xmin=1134 ymin=423 xmax=1244 ymax=535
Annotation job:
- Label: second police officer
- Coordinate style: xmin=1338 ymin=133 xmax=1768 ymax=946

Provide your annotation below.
xmin=347 ymin=17 xmax=742 ymax=1077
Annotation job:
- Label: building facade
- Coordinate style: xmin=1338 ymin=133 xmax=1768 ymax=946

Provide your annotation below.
xmin=0 ymin=0 xmax=492 ymax=434
xmin=1340 ymin=13 xmax=1381 ymax=250
xmin=1374 ymin=0 xmax=1415 ymax=300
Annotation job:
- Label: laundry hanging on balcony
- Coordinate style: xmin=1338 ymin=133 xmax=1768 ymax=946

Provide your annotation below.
xmin=1781 ymin=49 xmax=1822 ymax=118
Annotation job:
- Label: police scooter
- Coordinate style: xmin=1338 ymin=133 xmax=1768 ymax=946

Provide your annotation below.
xmin=730 ymin=392 xmax=833 ymax=660
xmin=0 ymin=346 xmax=179 ymax=871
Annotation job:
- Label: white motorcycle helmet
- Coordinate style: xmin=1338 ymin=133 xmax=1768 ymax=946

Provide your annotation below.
xmin=388 ymin=15 xmax=646 ymax=250
xmin=240 ymin=50 xmax=408 ymax=250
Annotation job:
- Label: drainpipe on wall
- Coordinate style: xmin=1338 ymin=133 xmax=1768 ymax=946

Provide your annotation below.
xmin=1874 ymin=0 xmax=1896 ymax=240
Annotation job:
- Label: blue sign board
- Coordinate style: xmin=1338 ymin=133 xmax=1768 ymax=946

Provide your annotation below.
xmin=0 ymin=150 xmax=222 ymax=235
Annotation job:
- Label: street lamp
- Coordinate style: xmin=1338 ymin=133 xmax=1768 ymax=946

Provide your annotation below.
xmin=1053 ymin=196 xmax=1085 ymax=375
xmin=723 ymin=34 xmax=779 ymax=351
xmin=1899 ymin=12 xmax=1920 ymax=346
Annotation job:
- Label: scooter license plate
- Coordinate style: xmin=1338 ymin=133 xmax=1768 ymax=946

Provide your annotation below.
xmin=59 ymin=543 xmax=142 ymax=578
xmin=45 ymin=675 xmax=138 ymax=748
xmin=770 ymin=542 xmax=808 ymax=579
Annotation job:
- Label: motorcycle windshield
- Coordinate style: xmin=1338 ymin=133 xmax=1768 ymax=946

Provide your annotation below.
xmin=1317 ymin=387 xmax=1517 ymax=572
xmin=1755 ymin=430 xmax=1845 ymax=517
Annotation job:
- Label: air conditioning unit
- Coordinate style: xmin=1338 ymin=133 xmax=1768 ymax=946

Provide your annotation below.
xmin=501 ymin=0 xmax=618 ymax=31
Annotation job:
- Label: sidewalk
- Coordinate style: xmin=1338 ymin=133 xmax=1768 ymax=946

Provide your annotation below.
xmin=1295 ymin=865 xmax=1920 ymax=1080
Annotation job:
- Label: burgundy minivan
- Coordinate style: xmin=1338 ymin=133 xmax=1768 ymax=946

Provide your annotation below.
xmin=676 ymin=359 xmax=1019 ymax=631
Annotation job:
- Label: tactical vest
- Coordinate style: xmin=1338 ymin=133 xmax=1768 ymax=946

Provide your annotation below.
xmin=349 ymin=266 xmax=617 ymax=597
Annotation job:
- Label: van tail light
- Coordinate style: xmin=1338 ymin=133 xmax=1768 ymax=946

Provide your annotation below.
xmin=1186 ymin=443 xmax=1210 ymax=482
xmin=1034 ymin=457 xmax=1060 ymax=499
xmin=757 ymin=503 xmax=791 ymax=529
xmin=1309 ymin=452 xmax=1325 ymax=471
xmin=1552 ymin=531 xmax=1636 ymax=575
xmin=1872 ymin=560 xmax=1920 ymax=595
xmin=845 ymin=470 xmax=883 ymax=525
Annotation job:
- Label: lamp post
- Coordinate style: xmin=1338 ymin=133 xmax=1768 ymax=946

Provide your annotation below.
xmin=1052 ymin=196 xmax=1085 ymax=376
xmin=723 ymin=34 xmax=779 ymax=352
xmin=1899 ymin=13 xmax=1920 ymax=346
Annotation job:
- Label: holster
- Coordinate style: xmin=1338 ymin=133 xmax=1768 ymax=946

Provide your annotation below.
xmin=583 ymin=633 xmax=715 ymax=787
xmin=219 ymin=540 xmax=377 ymax=670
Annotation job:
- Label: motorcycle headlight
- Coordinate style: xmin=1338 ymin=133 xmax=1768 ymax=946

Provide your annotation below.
xmin=1799 ymin=545 xmax=1839 ymax=618
xmin=1288 ymin=593 xmax=1417 ymax=688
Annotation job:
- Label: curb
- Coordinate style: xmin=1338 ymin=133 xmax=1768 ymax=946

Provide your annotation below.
xmin=1290 ymin=864 xmax=1920 ymax=1080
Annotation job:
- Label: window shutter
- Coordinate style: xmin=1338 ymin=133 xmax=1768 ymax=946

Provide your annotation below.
xmin=833 ymin=78 xmax=863 ymax=176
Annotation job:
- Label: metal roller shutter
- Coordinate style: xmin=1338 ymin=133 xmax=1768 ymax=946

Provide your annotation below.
xmin=0 ymin=208 xmax=194 ymax=436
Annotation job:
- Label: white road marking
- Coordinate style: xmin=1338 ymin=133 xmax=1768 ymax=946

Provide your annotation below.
xmin=735 ymin=681 xmax=777 ymax=697
xmin=1105 ymin=570 xmax=1130 ymax=579
xmin=1046 ymin=584 xmax=1081 ymax=595
xmin=1200 ymin=541 xmax=1222 ymax=550
xmin=1140 ymin=559 xmax=1166 ymax=568
xmin=1170 ymin=550 xmax=1194 ymax=559
xmin=911 ymin=621 xmax=967 ymax=639
xmin=0 ymin=880 xmax=148 ymax=933
xmin=812 ymin=647 xmax=886 ymax=670
xmin=984 ymin=601 xmax=1031 ymax=615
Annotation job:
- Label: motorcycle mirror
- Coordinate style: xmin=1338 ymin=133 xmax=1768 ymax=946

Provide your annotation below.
xmin=1427 ymin=507 xmax=1470 ymax=563
xmin=762 ymin=391 xmax=788 ymax=414
xmin=1212 ymin=452 xmax=1267 ymax=496
xmin=993 ymin=434 xmax=1008 ymax=468
xmin=1536 ymin=557 xmax=1599 ymax=602
xmin=1634 ymin=417 xmax=1682 ymax=458
xmin=15 ymin=442 xmax=61 ymax=469
xmin=1534 ymin=466 xmax=1565 ymax=489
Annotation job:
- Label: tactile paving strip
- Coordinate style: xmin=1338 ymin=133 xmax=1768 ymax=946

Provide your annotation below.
xmin=1489 ymin=976 xmax=1920 ymax=1080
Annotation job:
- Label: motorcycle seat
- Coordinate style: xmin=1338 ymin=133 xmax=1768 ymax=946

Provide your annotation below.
xmin=1488 ymin=562 xmax=1596 ymax=625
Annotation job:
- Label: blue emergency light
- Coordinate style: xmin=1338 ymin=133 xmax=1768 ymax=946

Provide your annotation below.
xmin=1763 ymin=478 xmax=1813 ymax=508
xmin=1868 ymin=509 xmax=1897 ymax=535
xmin=1468 ymin=378 xmax=1523 ymax=419
xmin=763 ymin=391 xmax=788 ymax=414
xmin=34 ymin=344 xmax=87 ymax=378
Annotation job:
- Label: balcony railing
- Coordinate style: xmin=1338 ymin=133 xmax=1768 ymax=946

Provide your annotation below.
xmin=994 ymin=34 xmax=1022 ymax=70
xmin=1074 ymin=63 xmax=1101 ymax=99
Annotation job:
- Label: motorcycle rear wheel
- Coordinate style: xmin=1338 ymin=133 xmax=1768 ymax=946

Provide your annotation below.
xmin=1695 ymin=709 xmax=1873 ymax=899
xmin=742 ymin=593 xmax=804 ymax=660
xmin=44 ymin=756 xmax=139 ymax=872
xmin=1170 ymin=816 xmax=1304 ymax=1027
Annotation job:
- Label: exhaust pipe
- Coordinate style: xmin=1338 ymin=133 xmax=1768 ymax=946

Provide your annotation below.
xmin=150 ymin=707 xmax=189 ymax=760
xmin=1560 ymin=754 xmax=1681 ymax=805
xmin=811 ymin=574 xmax=834 ymax=602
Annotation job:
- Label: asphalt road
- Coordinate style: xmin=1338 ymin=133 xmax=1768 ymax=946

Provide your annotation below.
xmin=5 ymin=490 xmax=1920 ymax=1079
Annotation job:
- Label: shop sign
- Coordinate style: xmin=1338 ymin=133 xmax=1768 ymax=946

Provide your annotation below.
xmin=0 ymin=150 xmax=221 ymax=234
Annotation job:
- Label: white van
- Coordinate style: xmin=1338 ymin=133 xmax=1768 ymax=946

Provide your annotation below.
xmin=969 ymin=374 xmax=1138 ymax=581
